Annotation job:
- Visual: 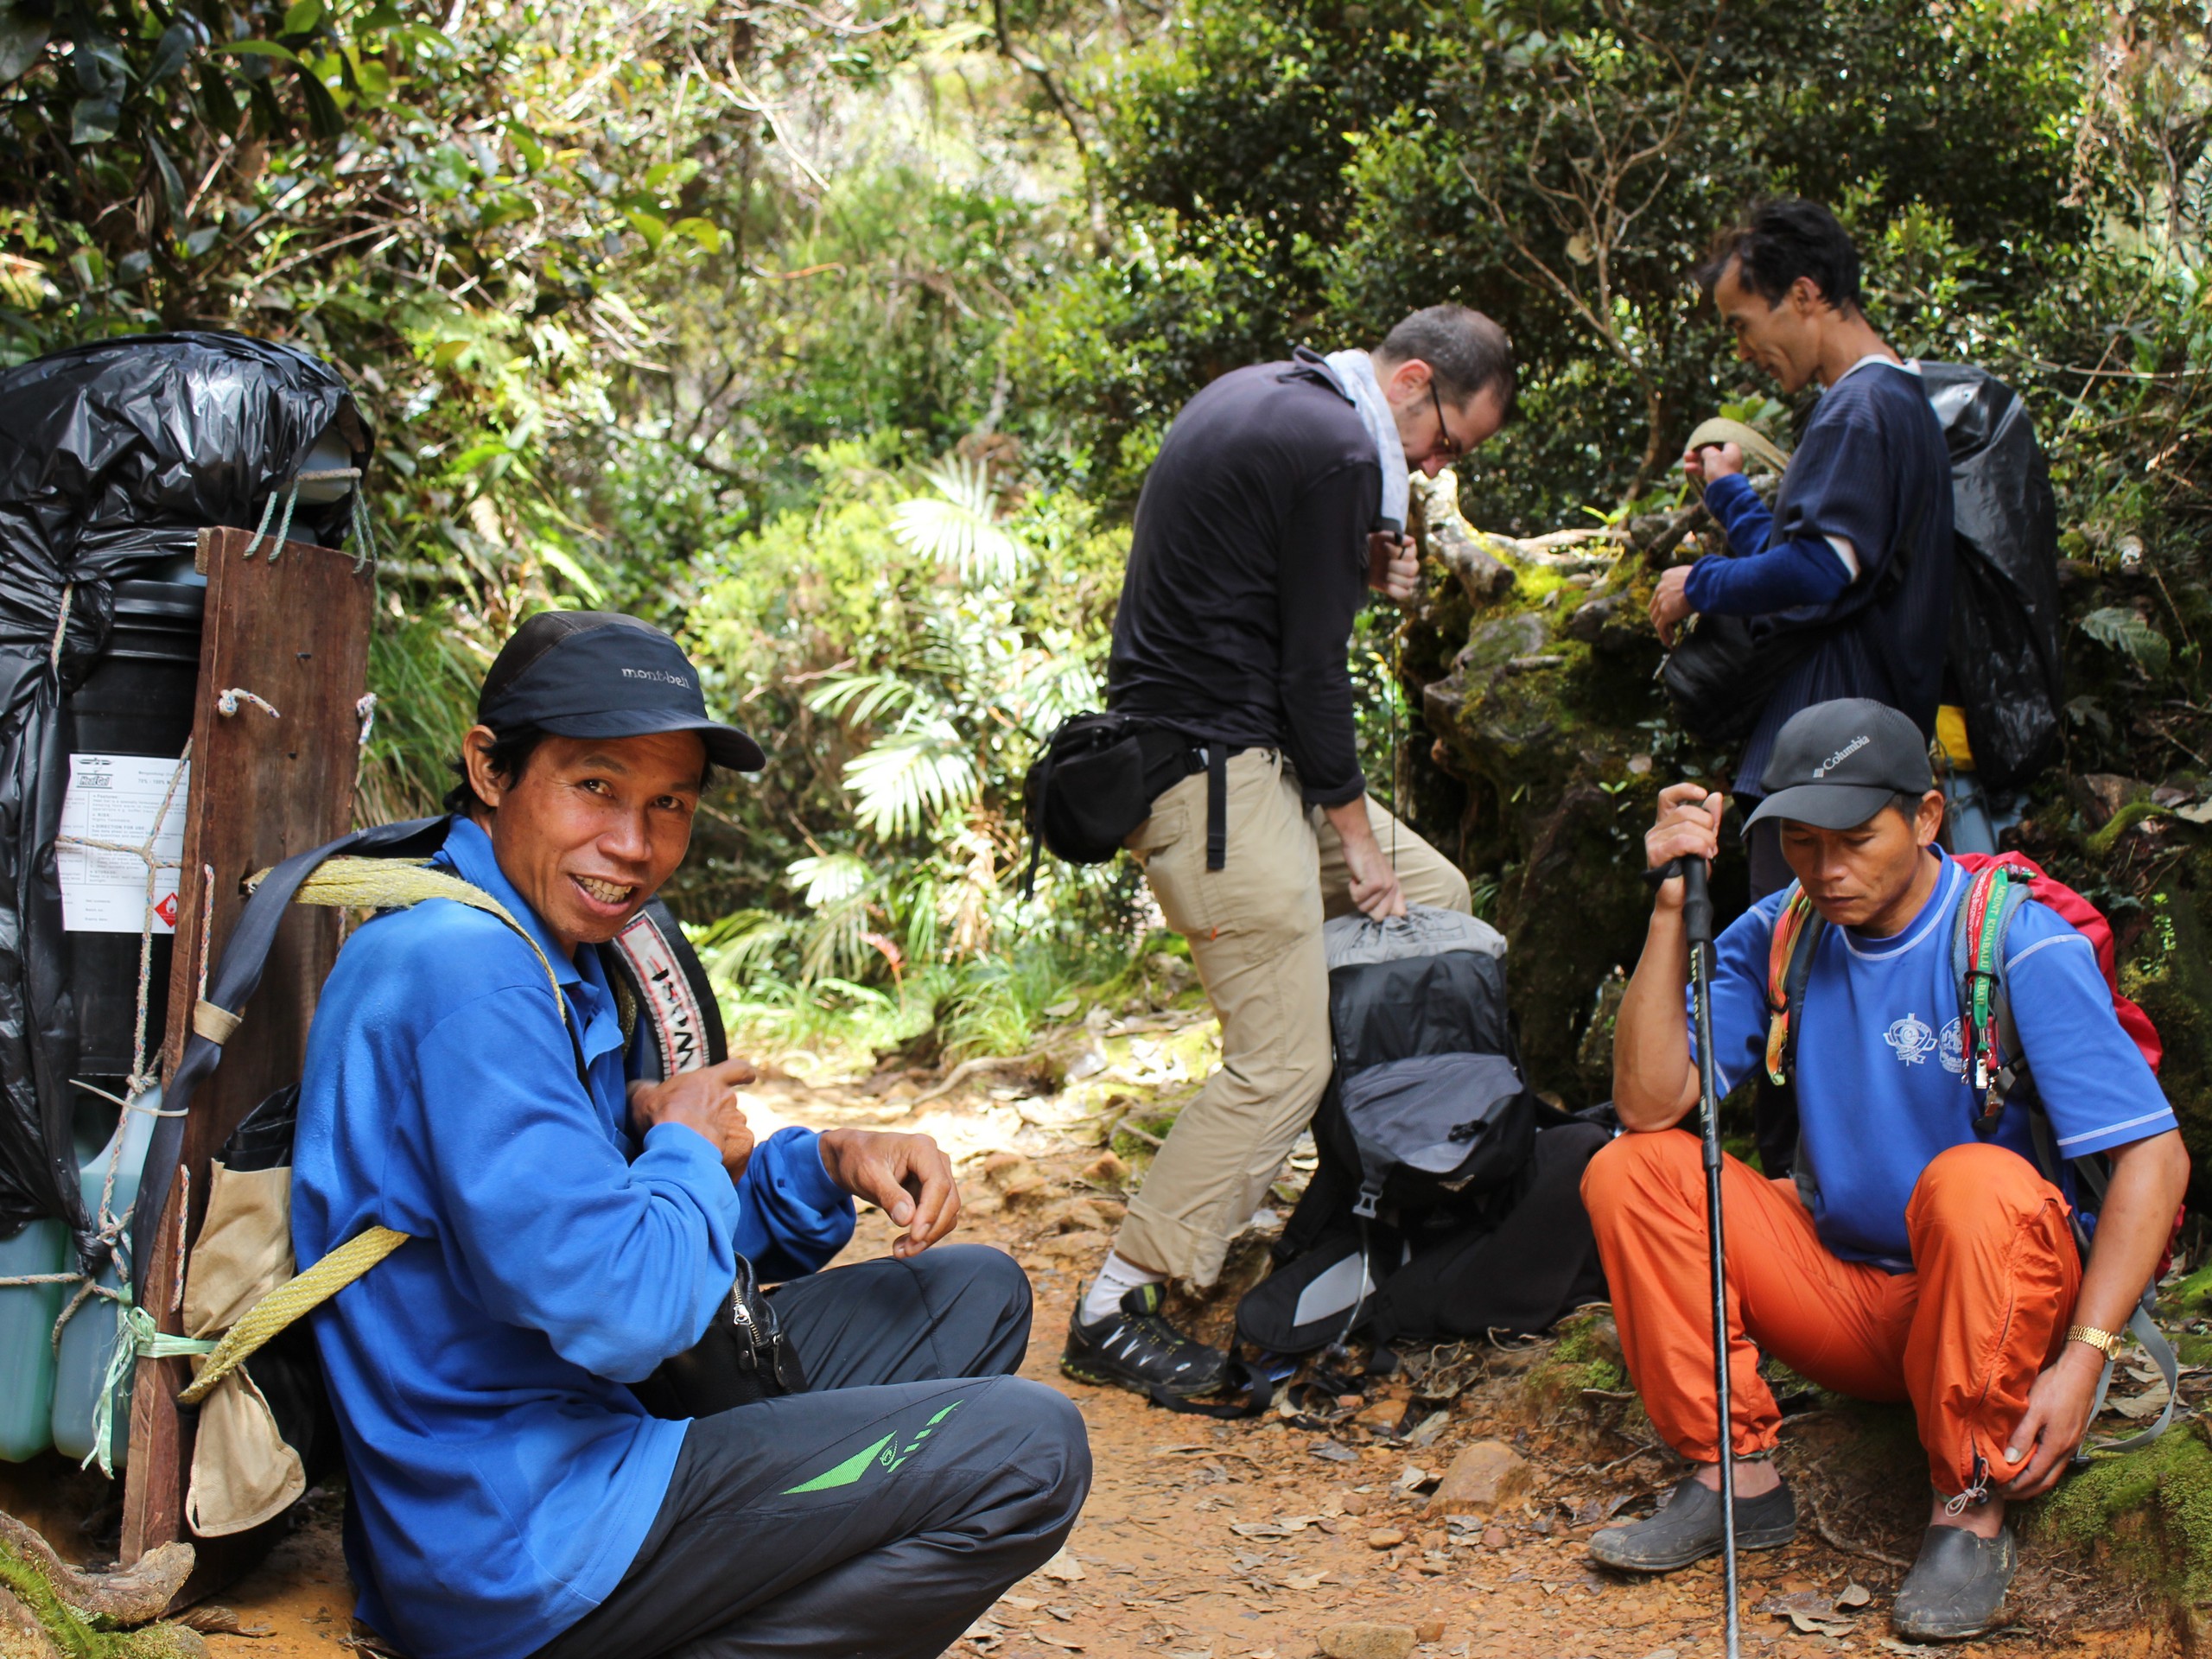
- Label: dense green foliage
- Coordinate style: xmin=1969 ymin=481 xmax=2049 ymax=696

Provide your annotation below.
xmin=6 ymin=0 xmax=2212 ymax=1065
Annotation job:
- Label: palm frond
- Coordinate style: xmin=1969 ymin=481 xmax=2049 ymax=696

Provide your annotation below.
xmin=804 ymin=671 xmax=920 ymax=724
xmin=892 ymin=456 xmax=1028 ymax=583
xmin=842 ymin=722 xmax=981 ymax=839
xmin=786 ymin=851 xmax=873 ymax=909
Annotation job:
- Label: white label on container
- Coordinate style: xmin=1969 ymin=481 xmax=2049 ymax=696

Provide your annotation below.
xmin=57 ymin=754 xmax=191 ymax=934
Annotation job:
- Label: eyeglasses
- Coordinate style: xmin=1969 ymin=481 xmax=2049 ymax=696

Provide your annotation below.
xmin=1427 ymin=378 xmax=1463 ymax=463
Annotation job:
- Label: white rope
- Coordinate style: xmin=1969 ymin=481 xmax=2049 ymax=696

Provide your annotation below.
xmin=47 ymin=582 xmax=73 ymax=672
xmin=242 ymin=467 xmax=364 ymax=562
xmin=241 ymin=487 xmax=281 ymax=557
xmin=3 ymin=745 xmax=197 ymax=1425
xmin=215 ymin=688 xmax=282 ymax=720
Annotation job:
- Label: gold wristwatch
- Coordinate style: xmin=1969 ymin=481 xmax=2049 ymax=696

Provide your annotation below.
xmin=2067 ymin=1324 xmax=2125 ymax=1361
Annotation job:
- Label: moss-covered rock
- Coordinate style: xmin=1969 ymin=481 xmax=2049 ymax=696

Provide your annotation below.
xmin=0 ymin=1534 xmax=207 ymax=1659
xmin=2028 ymin=1424 xmax=2212 ymax=1629
xmin=1408 ymin=476 xmax=1742 ymax=1097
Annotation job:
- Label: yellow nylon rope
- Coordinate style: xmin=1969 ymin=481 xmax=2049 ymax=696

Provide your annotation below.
xmin=177 ymin=1226 xmax=409 ymax=1406
xmin=274 ymin=856 xmax=566 ymax=1009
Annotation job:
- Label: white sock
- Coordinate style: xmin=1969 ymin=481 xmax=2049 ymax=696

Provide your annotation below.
xmin=1082 ymin=1249 xmax=1166 ymax=1324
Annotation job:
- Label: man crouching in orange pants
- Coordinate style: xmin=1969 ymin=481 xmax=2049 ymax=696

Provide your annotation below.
xmin=1586 ymin=698 xmax=2190 ymax=1640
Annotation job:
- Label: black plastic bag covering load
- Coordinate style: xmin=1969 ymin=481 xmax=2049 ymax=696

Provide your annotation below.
xmin=1665 ymin=362 xmax=2063 ymax=785
xmin=1920 ymin=362 xmax=2064 ymax=791
xmin=0 ymin=333 xmax=372 ymax=1247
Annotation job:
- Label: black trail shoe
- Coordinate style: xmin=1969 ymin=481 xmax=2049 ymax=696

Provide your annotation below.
xmin=1587 ymin=1472 xmax=1797 ymax=1573
xmin=1060 ymin=1283 xmax=1227 ymax=1398
xmin=1891 ymin=1523 xmax=2017 ymax=1641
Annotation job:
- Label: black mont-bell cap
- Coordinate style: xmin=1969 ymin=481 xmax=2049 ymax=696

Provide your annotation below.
xmin=478 ymin=611 xmax=766 ymax=772
xmin=1742 ymin=697 xmax=1933 ymax=835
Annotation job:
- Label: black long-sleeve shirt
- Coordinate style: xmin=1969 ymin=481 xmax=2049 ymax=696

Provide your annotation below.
xmin=1106 ymin=349 xmax=1380 ymax=806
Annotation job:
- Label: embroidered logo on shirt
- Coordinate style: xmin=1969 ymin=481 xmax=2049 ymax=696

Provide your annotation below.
xmin=1885 ymin=1011 xmax=1937 ymax=1065
xmin=1939 ymin=1016 xmax=1967 ymax=1076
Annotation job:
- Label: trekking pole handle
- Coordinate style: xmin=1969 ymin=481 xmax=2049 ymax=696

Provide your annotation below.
xmin=1675 ymin=856 xmax=1715 ymax=950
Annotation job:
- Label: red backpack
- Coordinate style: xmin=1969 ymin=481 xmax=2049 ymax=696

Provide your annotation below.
xmin=1762 ymin=851 xmax=2179 ymax=1452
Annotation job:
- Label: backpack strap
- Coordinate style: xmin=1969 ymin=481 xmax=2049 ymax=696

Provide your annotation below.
xmin=1949 ymin=862 xmax=2037 ymax=1137
xmin=1967 ymin=881 xmax=2180 ymax=1458
xmin=2084 ymin=1299 xmax=2182 ymax=1457
xmin=128 ymin=817 xmax=453 ymax=1302
xmin=1763 ymin=884 xmax=1824 ymax=1086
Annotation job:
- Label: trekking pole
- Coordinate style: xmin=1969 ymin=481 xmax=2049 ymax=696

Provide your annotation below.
xmin=1679 ymin=854 xmax=1741 ymax=1659
xmin=1375 ymin=517 xmax=1406 ymax=876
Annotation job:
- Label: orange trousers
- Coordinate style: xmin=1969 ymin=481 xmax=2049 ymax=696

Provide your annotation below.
xmin=1580 ymin=1133 xmax=2080 ymax=1497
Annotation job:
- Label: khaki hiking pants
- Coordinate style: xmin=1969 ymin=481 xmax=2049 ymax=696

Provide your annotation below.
xmin=1116 ymin=748 xmax=1469 ymax=1287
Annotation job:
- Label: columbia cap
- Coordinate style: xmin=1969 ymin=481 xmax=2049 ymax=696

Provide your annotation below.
xmin=478 ymin=611 xmax=766 ymax=772
xmin=1741 ymin=698 xmax=1933 ymax=834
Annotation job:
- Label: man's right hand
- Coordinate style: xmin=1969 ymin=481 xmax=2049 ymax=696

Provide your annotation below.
xmin=1645 ymin=783 xmax=1726 ymax=907
xmin=1326 ymin=804 xmax=1407 ymax=919
xmin=1367 ymin=531 xmax=1420 ymax=603
xmin=1681 ymin=441 xmax=1744 ymax=487
xmin=629 ymin=1056 xmax=759 ymax=1179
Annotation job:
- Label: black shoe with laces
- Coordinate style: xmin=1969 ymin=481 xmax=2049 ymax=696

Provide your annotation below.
xmin=1060 ymin=1282 xmax=1228 ymax=1398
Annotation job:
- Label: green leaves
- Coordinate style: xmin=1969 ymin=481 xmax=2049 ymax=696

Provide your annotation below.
xmin=0 ymin=1 xmax=51 ymax=86
xmin=68 ymin=93 xmax=118 ymax=145
xmin=2080 ymin=607 xmax=2172 ymax=678
xmin=213 ymin=37 xmax=300 ymax=62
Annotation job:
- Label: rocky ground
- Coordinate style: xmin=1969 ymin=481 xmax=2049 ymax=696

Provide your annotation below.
xmin=3 ymin=1014 xmax=2205 ymax=1657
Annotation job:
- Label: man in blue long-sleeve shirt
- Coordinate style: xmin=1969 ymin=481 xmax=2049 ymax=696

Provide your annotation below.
xmin=293 ymin=611 xmax=1089 ymax=1659
xmin=1649 ymin=198 xmax=1955 ymax=899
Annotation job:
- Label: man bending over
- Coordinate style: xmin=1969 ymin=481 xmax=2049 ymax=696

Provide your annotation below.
xmin=293 ymin=611 xmax=1090 ymax=1659
xmin=1065 ymin=306 xmax=1512 ymax=1394
xmin=1586 ymin=697 xmax=2187 ymax=1640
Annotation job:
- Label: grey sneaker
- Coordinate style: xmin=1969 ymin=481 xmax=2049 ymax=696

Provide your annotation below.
xmin=1891 ymin=1523 xmax=2017 ymax=1640
xmin=1587 ymin=1472 xmax=1797 ymax=1573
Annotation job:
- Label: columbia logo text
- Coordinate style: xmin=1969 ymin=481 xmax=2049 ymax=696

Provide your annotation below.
xmin=1813 ymin=734 xmax=1870 ymax=778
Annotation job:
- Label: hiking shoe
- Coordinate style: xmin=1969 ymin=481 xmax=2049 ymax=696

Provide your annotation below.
xmin=1891 ymin=1523 xmax=2017 ymax=1641
xmin=1587 ymin=1473 xmax=1797 ymax=1573
xmin=1060 ymin=1283 xmax=1227 ymax=1398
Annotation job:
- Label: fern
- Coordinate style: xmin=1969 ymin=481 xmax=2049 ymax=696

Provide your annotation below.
xmin=2080 ymin=606 xmax=2171 ymax=677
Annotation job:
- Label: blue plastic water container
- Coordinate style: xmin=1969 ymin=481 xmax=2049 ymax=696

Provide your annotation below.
xmin=50 ymin=1084 xmax=159 ymax=1468
xmin=0 ymin=1216 xmax=66 ymax=1461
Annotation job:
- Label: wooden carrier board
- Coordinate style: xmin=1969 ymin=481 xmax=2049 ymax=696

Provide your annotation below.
xmin=122 ymin=524 xmax=374 ymax=1586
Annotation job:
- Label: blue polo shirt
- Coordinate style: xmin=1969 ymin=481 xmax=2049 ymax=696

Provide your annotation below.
xmin=291 ymin=817 xmax=855 ymax=1659
xmin=1695 ymin=849 xmax=2176 ymax=1269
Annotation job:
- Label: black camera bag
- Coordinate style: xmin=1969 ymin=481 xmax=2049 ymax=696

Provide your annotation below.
xmin=1020 ymin=712 xmax=1218 ymax=894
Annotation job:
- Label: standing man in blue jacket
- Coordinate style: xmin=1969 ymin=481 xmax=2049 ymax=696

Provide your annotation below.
xmin=292 ymin=611 xmax=1090 ymax=1659
xmin=1650 ymin=197 xmax=1955 ymax=901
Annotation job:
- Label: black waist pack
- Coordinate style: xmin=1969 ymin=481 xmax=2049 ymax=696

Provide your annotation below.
xmin=630 ymin=1256 xmax=807 ymax=1418
xmin=1020 ymin=712 xmax=1220 ymax=894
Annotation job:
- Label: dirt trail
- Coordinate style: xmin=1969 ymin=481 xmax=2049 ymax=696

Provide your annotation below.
xmin=2 ymin=1065 xmax=2183 ymax=1658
